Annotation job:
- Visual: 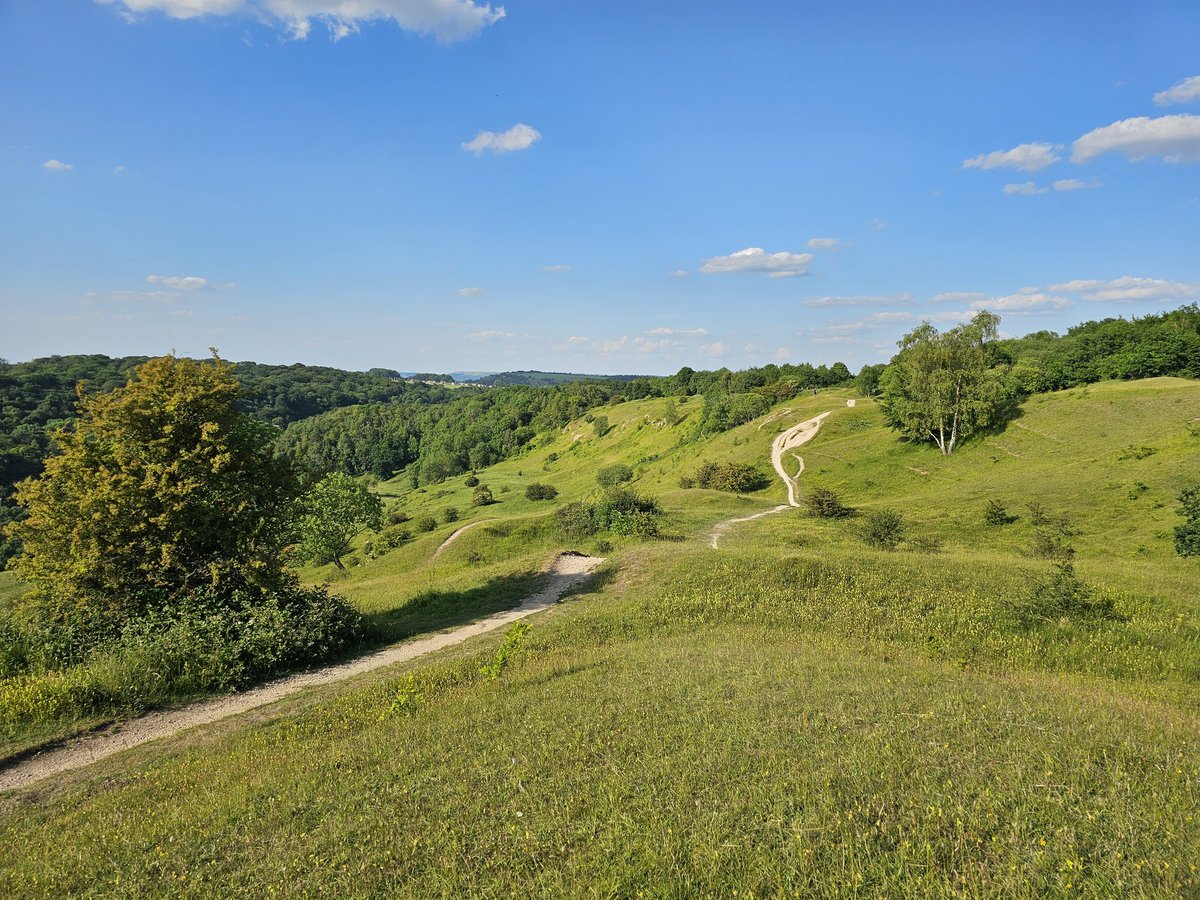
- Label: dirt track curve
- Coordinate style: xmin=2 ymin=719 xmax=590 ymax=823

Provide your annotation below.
xmin=709 ymin=399 xmax=853 ymax=548
xmin=0 ymin=553 xmax=604 ymax=793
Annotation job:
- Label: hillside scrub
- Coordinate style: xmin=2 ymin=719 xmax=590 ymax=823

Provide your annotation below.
xmin=679 ymin=461 xmax=769 ymax=493
xmin=804 ymin=486 xmax=854 ymax=519
xmin=556 ymin=488 xmax=663 ymax=539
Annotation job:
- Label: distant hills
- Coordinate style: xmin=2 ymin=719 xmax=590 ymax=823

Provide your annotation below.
xmin=381 ymin=370 xmax=647 ymax=386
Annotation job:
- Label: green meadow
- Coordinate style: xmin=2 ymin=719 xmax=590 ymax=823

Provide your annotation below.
xmin=2 ymin=377 xmax=1199 ymax=896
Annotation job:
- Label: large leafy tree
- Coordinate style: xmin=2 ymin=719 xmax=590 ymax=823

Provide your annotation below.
xmin=4 ymin=354 xmax=300 ymax=624
xmin=294 ymin=472 xmax=383 ymax=570
xmin=878 ymin=311 xmax=1010 ymax=455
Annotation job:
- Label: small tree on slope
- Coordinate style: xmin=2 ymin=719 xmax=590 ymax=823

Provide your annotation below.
xmin=877 ymin=311 xmax=1010 ymax=455
xmin=295 ymin=473 xmax=384 ymax=570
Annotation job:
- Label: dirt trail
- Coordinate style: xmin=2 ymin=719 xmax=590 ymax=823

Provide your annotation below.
xmin=0 ymin=553 xmax=604 ymax=793
xmin=433 ymin=520 xmax=484 ymax=558
xmin=709 ymin=408 xmax=837 ymax=548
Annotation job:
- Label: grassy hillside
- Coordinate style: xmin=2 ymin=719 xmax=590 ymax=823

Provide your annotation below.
xmin=2 ymin=378 xmax=1199 ymax=895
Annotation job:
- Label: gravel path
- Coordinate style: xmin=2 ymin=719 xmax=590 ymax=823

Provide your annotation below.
xmin=0 ymin=553 xmax=604 ymax=793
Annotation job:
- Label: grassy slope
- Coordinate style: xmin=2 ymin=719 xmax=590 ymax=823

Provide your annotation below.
xmin=2 ymin=379 xmax=1200 ymax=896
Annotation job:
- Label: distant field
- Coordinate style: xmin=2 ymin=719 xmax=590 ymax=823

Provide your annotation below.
xmin=2 ymin=378 xmax=1199 ymax=895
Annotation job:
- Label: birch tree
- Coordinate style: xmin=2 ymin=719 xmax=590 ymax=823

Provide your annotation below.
xmin=878 ymin=311 xmax=1008 ymax=455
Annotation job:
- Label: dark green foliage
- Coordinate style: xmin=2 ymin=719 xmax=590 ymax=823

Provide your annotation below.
xmin=464 ymin=474 xmax=480 ymax=488
xmin=555 ymin=502 xmax=599 ymax=538
xmin=596 ymin=464 xmax=633 ymax=488
xmin=443 ymin=507 xmax=459 ymax=523
xmin=471 ymin=485 xmax=496 ymax=507
xmin=983 ymin=499 xmax=1018 ymax=526
xmin=1175 ymin=486 xmax=1200 ymax=557
xmin=294 ymin=473 xmax=384 ymax=571
xmin=415 ymin=515 xmax=438 ymax=533
xmin=363 ymin=526 xmax=410 ymax=560
xmin=1030 ymin=529 xmax=1076 ymax=561
xmin=856 ymin=363 xmax=887 ymax=397
xmin=524 ymin=483 xmax=558 ymax=501
xmin=680 ymin=461 xmax=770 ymax=493
xmin=805 ymin=486 xmax=854 ymax=519
xmin=555 ymin=489 xmax=662 ymax=539
xmin=1025 ymin=501 xmax=1049 ymax=526
xmin=385 ymin=506 xmax=410 ymax=526
xmin=860 ymin=510 xmax=905 ymax=550
xmin=1013 ymin=561 xmax=1119 ymax=625
xmin=1117 ymin=445 xmax=1157 ymax=461
xmin=592 ymin=416 xmax=612 ymax=438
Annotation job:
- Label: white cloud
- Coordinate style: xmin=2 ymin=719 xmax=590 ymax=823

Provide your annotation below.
xmin=1072 ymin=115 xmax=1200 ymax=164
xmin=802 ymin=292 xmax=913 ymax=308
xmin=146 ymin=274 xmax=230 ymax=291
xmin=108 ymin=289 xmax=178 ymax=302
xmin=699 ymin=247 xmax=813 ymax=278
xmin=462 ymin=123 xmax=540 ymax=155
xmin=1155 ymin=75 xmax=1200 ymax=107
xmin=113 ymin=164 xmax=126 ymax=174
xmin=1047 ymin=276 xmax=1200 ymax=302
xmin=542 ymin=264 xmax=570 ymax=272
xmin=868 ymin=218 xmax=889 ymax=231
xmin=978 ymin=292 xmax=1069 ymax=312
xmin=774 ymin=347 xmax=791 ymax=360
xmin=645 ymin=327 xmax=708 ymax=336
xmin=42 ymin=159 xmax=74 ymax=171
xmin=1052 ymin=178 xmax=1100 ymax=192
xmin=467 ymin=329 xmax=513 ymax=340
xmin=97 ymin=0 xmax=504 ymax=43
xmin=170 ymin=309 xmax=195 ymax=318
xmin=458 ymin=286 xmax=484 ymax=297
xmin=931 ymin=291 xmax=988 ymax=304
xmin=806 ymin=237 xmax=841 ymax=251
xmin=699 ymin=342 xmax=726 ymax=357
xmin=962 ymin=142 xmax=1061 ymax=172
xmin=564 ymin=335 xmax=588 ymax=345
xmin=668 ymin=269 xmax=690 ymax=278
xmin=633 ymin=337 xmax=681 ymax=353
xmin=1003 ymin=181 xmax=1048 ymax=196
xmin=597 ymin=336 xmax=628 ymax=353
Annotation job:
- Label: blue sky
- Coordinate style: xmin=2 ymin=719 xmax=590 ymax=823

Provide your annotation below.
xmin=2 ymin=0 xmax=1199 ymax=374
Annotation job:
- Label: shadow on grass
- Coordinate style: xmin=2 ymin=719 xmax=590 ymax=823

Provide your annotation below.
xmin=362 ymin=572 xmax=545 ymax=645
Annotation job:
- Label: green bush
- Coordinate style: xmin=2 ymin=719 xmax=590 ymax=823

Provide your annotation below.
xmin=415 ymin=515 xmax=438 ymax=533
xmin=472 ymin=485 xmax=496 ymax=507
xmin=443 ymin=507 xmax=459 ymax=524
xmin=1012 ymin=561 xmax=1120 ymax=625
xmin=556 ymin=502 xmax=599 ymax=538
xmin=385 ymin=506 xmax=410 ymax=526
xmin=681 ymin=461 xmax=769 ymax=493
xmin=525 ymin=483 xmax=559 ymax=501
xmin=464 ymin=474 xmax=480 ymax=488
xmin=1175 ymin=485 xmax=1200 ymax=557
xmin=804 ymin=486 xmax=854 ymax=519
xmin=983 ymin=499 xmax=1018 ymax=526
xmin=596 ymin=464 xmax=633 ymax=488
xmin=860 ymin=509 xmax=905 ymax=550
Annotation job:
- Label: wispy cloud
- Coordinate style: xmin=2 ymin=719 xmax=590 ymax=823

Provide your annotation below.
xmin=699 ymin=247 xmax=813 ymax=278
xmin=1072 ymin=115 xmax=1200 ymax=164
xmin=698 ymin=342 xmax=726 ymax=357
xmin=542 ymin=264 xmax=571 ymax=272
xmin=802 ymin=292 xmax=913 ymax=308
xmin=462 ymin=123 xmax=541 ymax=155
xmin=645 ymin=327 xmax=708 ymax=336
xmin=931 ymin=291 xmax=988 ymax=304
xmin=146 ymin=274 xmax=233 ymax=291
xmin=668 ymin=269 xmax=690 ymax=278
xmin=1003 ymin=182 xmax=1048 ymax=196
xmin=42 ymin=159 xmax=74 ymax=171
xmin=1047 ymin=276 xmax=1200 ymax=302
xmin=963 ymin=142 xmax=1061 ymax=172
xmin=467 ymin=329 xmax=513 ymax=340
xmin=1154 ymin=75 xmax=1200 ymax=107
xmin=458 ymin=286 xmax=485 ymax=297
xmin=806 ymin=237 xmax=842 ymax=251
xmin=97 ymin=0 xmax=505 ymax=43
xmin=1052 ymin=178 xmax=1100 ymax=192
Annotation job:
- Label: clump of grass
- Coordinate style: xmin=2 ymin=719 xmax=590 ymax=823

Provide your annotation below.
xmin=860 ymin=509 xmax=904 ymax=550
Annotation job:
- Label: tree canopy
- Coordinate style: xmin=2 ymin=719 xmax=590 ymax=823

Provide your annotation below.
xmin=4 ymin=355 xmax=300 ymax=625
xmin=878 ymin=311 xmax=1010 ymax=455
xmin=294 ymin=473 xmax=384 ymax=570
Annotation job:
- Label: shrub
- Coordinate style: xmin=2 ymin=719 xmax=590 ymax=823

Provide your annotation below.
xmin=596 ymin=464 xmax=633 ymax=489
xmin=464 ymin=474 xmax=480 ymax=488
xmin=1175 ymin=485 xmax=1200 ymax=557
xmin=385 ymin=506 xmax=410 ymax=526
xmin=1030 ymin=529 xmax=1075 ymax=561
xmin=556 ymin=502 xmax=599 ymax=538
xmin=906 ymin=534 xmax=943 ymax=554
xmin=472 ymin=485 xmax=496 ymax=507
xmin=1013 ymin=561 xmax=1120 ymax=625
xmin=860 ymin=509 xmax=905 ymax=550
xmin=593 ymin=416 xmax=612 ymax=438
xmin=1025 ymin=501 xmax=1049 ymax=526
xmin=805 ymin=486 xmax=854 ymax=519
xmin=983 ymin=499 xmax=1018 ymax=526
xmin=443 ymin=507 xmax=459 ymax=524
xmin=525 ymin=483 xmax=559 ymax=501
xmin=415 ymin=515 xmax=437 ymax=533
xmin=363 ymin=525 xmax=411 ymax=560
xmin=682 ymin=461 xmax=769 ymax=493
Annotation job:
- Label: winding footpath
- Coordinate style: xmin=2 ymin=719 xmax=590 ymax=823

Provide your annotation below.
xmin=708 ymin=399 xmax=853 ymax=548
xmin=0 ymin=553 xmax=604 ymax=793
